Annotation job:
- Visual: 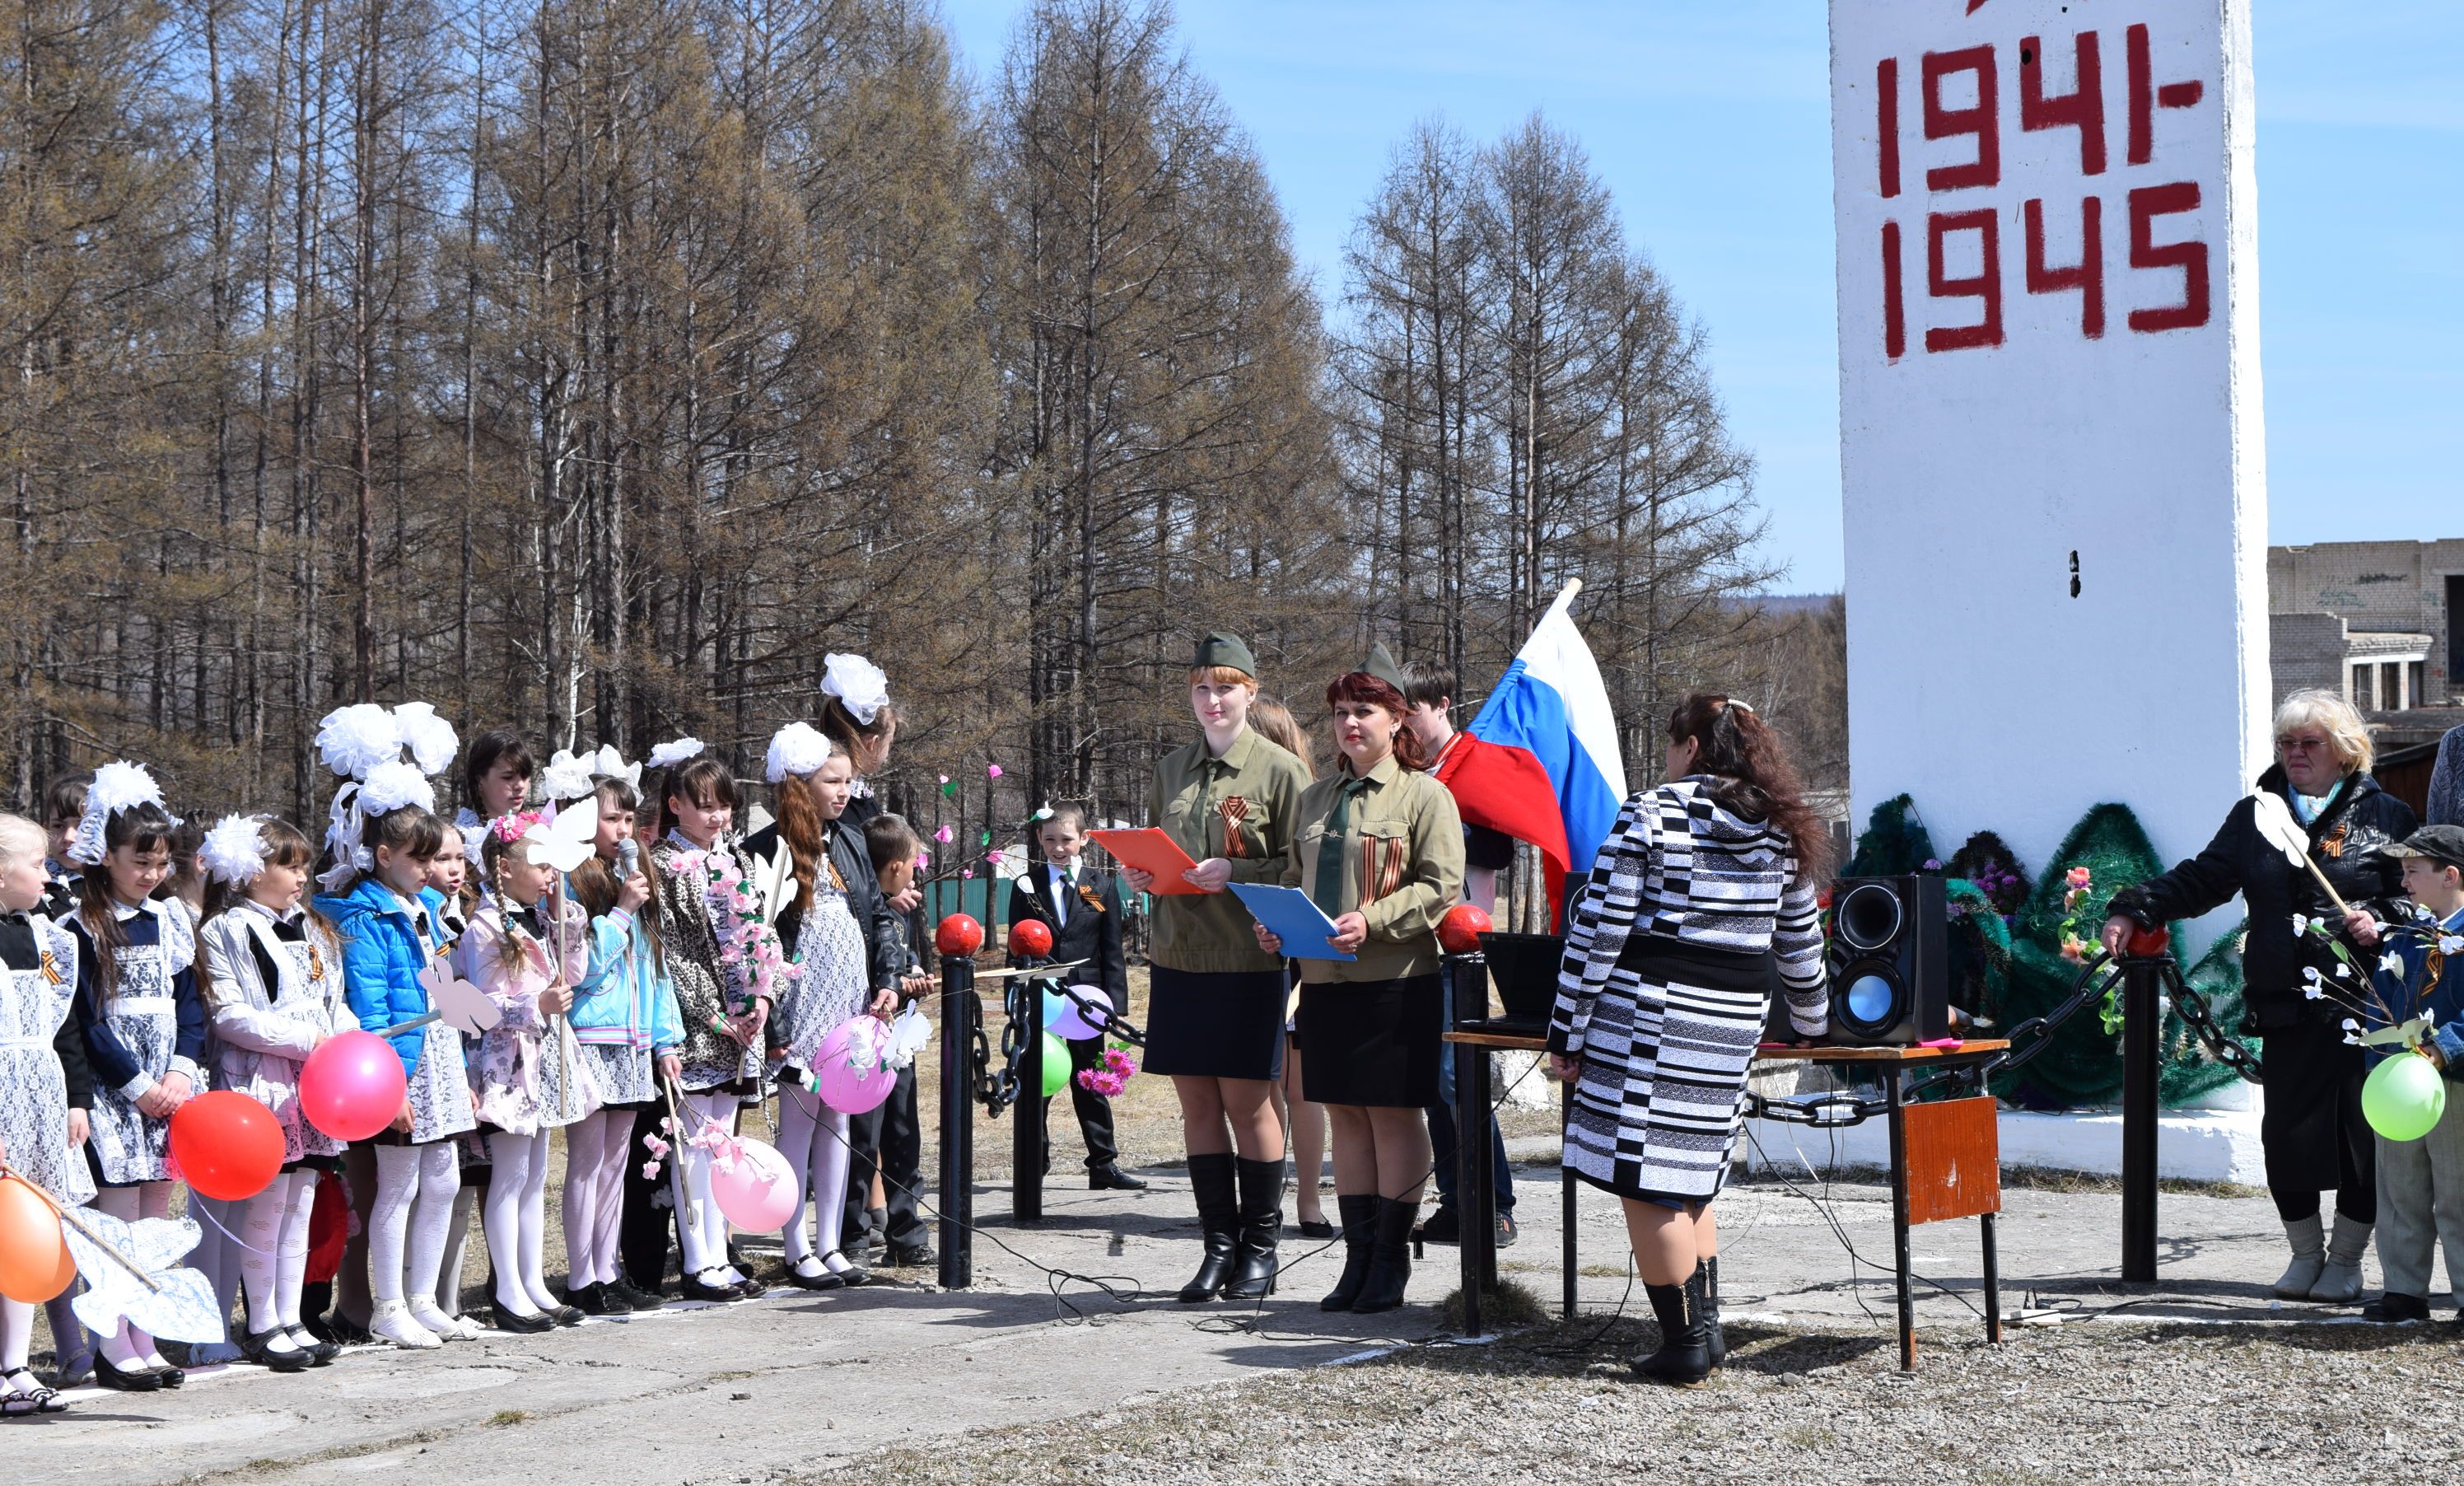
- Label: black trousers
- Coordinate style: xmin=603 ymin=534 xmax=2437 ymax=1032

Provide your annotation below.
xmin=843 ymin=1063 xmax=931 ymax=1250
xmin=618 ymin=1103 xmax=679 ymax=1289
xmin=2260 ymin=1028 xmax=2375 ymax=1224
xmin=1042 ymin=1033 xmax=1121 ymax=1171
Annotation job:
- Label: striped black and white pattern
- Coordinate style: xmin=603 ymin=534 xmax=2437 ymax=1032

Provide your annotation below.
xmin=1548 ymin=778 xmax=1827 ymax=1201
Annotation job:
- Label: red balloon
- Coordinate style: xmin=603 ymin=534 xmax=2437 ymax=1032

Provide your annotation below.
xmin=300 ymin=1030 xmax=410 ymax=1143
xmin=1007 ymin=918 xmax=1053 ymax=958
xmin=1438 ymin=904 xmax=1494 ymax=956
xmin=168 ymin=1091 xmax=285 ymax=1201
xmin=936 ymin=914 xmax=985 ymax=957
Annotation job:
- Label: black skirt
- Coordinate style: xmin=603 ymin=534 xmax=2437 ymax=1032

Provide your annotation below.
xmin=1298 ymin=974 xmax=1443 ymax=1107
xmin=1144 ymin=965 xmax=1287 ymax=1081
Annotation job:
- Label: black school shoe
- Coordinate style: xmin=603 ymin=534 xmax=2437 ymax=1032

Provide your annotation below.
xmin=92 ymin=1357 xmax=161 ymax=1392
xmin=1090 ymin=1165 xmax=1148 ymax=1191
xmin=570 ymin=1283 xmax=633 ymax=1316
xmin=610 ymin=1274 xmax=666 ymax=1311
xmin=1412 ymin=1207 xmax=1462 ymax=1245
xmin=679 ymin=1274 xmax=744 ymax=1303
xmin=285 ymin=1326 xmax=340 ymax=1366
xmin=884 ymin=1242 xmax=935 ymax=1269
xmin=238 ymin=1328 xmax=313 ymax=1373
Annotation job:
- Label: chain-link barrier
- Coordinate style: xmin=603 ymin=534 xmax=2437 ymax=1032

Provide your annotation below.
xmin=1745 ymin=947 xmax=2261 ymax=1129
xmin=959 ymin=971 xmax=1147 ymax=1118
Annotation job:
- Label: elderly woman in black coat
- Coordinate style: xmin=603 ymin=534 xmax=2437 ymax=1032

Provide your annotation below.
xmin=2101 ymin=689 xmax=2415 ymax=1303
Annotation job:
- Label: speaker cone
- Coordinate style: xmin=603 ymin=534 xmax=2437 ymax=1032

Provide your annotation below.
xmin=1835 ymin=881 xmax=1905 ymax=952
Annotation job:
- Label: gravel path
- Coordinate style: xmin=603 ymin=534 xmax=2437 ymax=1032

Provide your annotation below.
xmin=791 ymin=1312 xmax=2464 ymax=1486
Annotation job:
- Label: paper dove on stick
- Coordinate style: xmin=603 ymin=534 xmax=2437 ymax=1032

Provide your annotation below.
xmin=2250 ymin=792 xmax=2354 ymax=915
xmin=63 ymin=1209 xmax=226 ymax=1344
xmin=523 ymin=801 xmax=600 ymax=876
xmin=421 ymin=952 xmax=502 ymax=1035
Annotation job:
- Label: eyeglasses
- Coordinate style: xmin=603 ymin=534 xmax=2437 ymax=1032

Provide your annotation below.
xmin=2275 ymin=736 xmax=2331 ymax=755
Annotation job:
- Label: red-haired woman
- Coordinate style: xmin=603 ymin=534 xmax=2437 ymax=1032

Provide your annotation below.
xmin=1548 ymin=694 xmax=1830 ymax=1385
xmin=1258 ymin=646 xmax=1464 ymax=1315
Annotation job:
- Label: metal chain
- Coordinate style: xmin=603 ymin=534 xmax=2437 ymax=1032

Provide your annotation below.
xmin=2160 ymin=960 xmax=2266 ymax=1083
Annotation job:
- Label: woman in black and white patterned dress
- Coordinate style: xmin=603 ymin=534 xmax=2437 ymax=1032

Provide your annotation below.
xmin=1547 ymin=694 xmax=1828 ymax=1386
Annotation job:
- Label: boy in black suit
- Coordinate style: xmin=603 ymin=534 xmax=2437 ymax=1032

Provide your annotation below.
xmin=1008 ymin=806 xmax=1144 ymax=1190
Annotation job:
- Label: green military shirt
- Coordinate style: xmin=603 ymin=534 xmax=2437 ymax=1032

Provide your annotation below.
xmin=1279 ymin=754 xmax=1466 ymax=984
xmin=1146 ymin=726 xmax=1310 ymax=974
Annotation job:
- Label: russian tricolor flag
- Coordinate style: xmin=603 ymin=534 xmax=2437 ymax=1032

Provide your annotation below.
xmin=1441 ymin=582 xmax=1628 ymax=924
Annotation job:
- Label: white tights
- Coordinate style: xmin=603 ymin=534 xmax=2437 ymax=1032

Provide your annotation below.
xmin=92 ymin=1183 xmax=173 ymax=1367
xmin=677 ymin=1089 xmax=740 ymax=1281
xmin=482 ymin=1129 xmax=557 ymax=1314
xmin=239 ymin=1171 xmax=320 ymax=1336
xmin=777 ymin=1084 xmax=854 ymax=1271
xmin=0 ymin=1297 xmax=31 ymax=1376
xmin=562 ymin=1109 xmax=632 ymax=1288
xmin=371 ymin=1143 xmax=460 ymax=1306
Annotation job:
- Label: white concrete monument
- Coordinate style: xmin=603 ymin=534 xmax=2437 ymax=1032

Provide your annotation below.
xmin=1831 ymin=0 xmax=2268 ymax=891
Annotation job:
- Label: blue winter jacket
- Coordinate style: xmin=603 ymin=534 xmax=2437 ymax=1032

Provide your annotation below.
xmin=317 ymin=878 xmax=439 ymax=1078
xmin=2364 ymin=903 xmax=2464 ymax=1076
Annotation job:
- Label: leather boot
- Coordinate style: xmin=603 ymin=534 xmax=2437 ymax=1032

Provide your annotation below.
xmin=1634 ymin=1266 xmax=1712 ymax=1385
xmin=2308 ymin=1213 xmax=2372 ymax=1303
xmin=1702 ymin=1255 xmax=1726 ymax=1368
xmin=2273 ymin=1213 xmax=2326 ymax=1298
xmin=1221 ymin=1157 xmax=1285 ymax=1301
xmin=1176 ymin=1153 xmax=1239 ymax=1303
xmin=1349 ymin=1197 xmax=1420 ymax=1315
xmin=1319 ymin=1194 xmax=1379 ymax=1311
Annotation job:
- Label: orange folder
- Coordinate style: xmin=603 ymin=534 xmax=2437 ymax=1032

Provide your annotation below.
xmin=1087 ymin=828 xmax=1206 ymax=895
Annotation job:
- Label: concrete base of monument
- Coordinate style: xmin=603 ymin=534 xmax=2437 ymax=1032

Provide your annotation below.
xmin=1742 ymin=1101 xmax=2269 ymax=1186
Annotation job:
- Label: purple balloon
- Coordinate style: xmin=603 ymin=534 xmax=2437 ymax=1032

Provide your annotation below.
xmin=814 ymin=1015 xmax=897 ymax=1114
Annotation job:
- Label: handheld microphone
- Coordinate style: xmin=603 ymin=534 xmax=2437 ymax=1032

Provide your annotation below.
xmin=617 ymin=839 xmax=639 ymax=879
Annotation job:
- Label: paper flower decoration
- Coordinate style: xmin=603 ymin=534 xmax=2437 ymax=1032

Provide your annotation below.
xmin=820 ymin=653 xmax=890 ymax=724
xmin=540 ymin=748 xmax=599 ymax=802
xmin=764 ymin=721 xmax=833 ymax=783
xmin=933 ymin=824 xmax=954 ymax=844
xmin=198 ymin=815 xmax=270 ymax=887
xmin=648 ymin=737 xmax=705 ymax=769
xmin=315 ymin=703 xmax=402 ymax=781
xmin=390 ymin=702 xmax=460 ymax=778
xmin=987 ymin=764 xmax=1004 ymax=778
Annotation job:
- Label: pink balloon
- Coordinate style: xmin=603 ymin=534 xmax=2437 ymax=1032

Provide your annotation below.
xmin=814 ymin=1016 xmax=898 ymax=1115
xmin=300 ymin=1030 xmax=409 ymax=1143
xmin=707 ymin=1138 xmax=798 ymax=1232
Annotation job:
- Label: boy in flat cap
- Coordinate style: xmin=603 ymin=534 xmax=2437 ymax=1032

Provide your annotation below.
xmin=2356 ymin=824 xmax=2464 ymax=1323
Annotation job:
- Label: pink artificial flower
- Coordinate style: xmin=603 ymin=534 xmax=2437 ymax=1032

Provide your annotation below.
xmin=961 ymin=868 xmax=974 ymax=880
xmin=642 ymin=1161 xmax=663 ymax=1180
xmin=934 ymin=824 xmax=954 ymax=844
xmin=916 ymin=850 xmax=931 ymax=871
xmin=987 ymin=764 xmax=1004 ymax=778
xmin=2065 ymin=866 xmax=2093 ymax=890
xmin=938 ymin=773 xmax=950 ymax=785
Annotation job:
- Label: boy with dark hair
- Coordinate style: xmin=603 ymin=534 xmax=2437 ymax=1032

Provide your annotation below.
xmin=854 ymin=811 xmax=934 ymax=1267
xmin=1398 ymin=661 xmax=1519 ymax=1249
xmin=41 ymin=774 xmax=88 ymax=919
xmin=2357 ymin=825 xmax=2464 ymax=1324
xmin=1007 ymin=805 xmax=1142 ymax=1190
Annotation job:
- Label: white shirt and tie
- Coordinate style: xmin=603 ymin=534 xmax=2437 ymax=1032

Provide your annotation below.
xmin=1047 ymin=861 xmax=1078 ymax=928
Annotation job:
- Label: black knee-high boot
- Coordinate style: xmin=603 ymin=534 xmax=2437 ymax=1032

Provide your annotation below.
xmin=1177 ymin=1153 xmax=1239 ymax=1303
xmin=1221 ymin=1157 xmax=1285 ymax=1301
xmin=1702 ymin=1255 xmax=1725 ymax=1367
xmin=1635 ymin=1265 xmax=1712 ymax=1385
xmin=1348 ymin=1196 xmax=1420 ymax=1314
xmin=1319 ymin=1194 xmax=1379 ymax=1311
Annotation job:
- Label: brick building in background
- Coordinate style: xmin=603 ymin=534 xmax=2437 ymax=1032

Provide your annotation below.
xmin=2270 ymin=538 xmax=2464 ymax=815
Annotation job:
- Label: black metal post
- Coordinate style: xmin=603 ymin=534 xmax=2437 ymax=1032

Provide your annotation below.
xmin=2120 ymin=946 xmax=2167 ymax=1283
xmin=938 ymin=956 xmax=975 ymax=1290
xmin=1013 ymin=961 xmax=1043 ymax=1224
xmin=1886 ymin=1063 xmax=1915 ymax=1373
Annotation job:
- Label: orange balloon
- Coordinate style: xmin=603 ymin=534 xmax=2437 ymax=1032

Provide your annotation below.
xmin=0 ymin=1175 xmax=76 ymax=1303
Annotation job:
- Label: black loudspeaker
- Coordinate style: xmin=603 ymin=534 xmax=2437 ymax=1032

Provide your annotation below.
xmin=1827 ymin=875 xmax=1951 ymax=1045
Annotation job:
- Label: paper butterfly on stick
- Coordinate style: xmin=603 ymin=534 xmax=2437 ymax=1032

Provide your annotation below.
xmin=884 ymin=1004 xmax=932 ymax=1069
xmin=749 ymin=836 xmax=796 ymax=928
xmin=2251 ymin=792 xmax=2355 ymax=915
xmin=522 ymin=800 xmax=600 ymax=876
xmin=420 ymin=953 xmax=502 ymax=1035
xmin=63 ymin=1209 xmax=226 ymax=1343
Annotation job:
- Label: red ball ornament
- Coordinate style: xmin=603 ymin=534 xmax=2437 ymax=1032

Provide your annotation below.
xmin=168 ymin=1091 xmax=286 ymax=1201
xmin=1007 ymin=918 xmax=1054 ymax=959
xmin=936 ymin=913 xmax=985 ymax=957
xmin=1438 ymin=904 xmax=1494 ymax=956
xmin=2124 ymin=925 xmax=2172 ymax=959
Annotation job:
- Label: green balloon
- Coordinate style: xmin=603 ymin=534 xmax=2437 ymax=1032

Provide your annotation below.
xmin=2362 ymin=1053 xmax=2448 ymax=1143
xmin=1039 ymin=1031 xmax=1070 ymax=1098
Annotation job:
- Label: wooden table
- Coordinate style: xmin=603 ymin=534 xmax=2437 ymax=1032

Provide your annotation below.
xmin=1444 ymin=1029 xmax=2009 ymax=1372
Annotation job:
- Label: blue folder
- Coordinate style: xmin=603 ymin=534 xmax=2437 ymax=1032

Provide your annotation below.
xmin=1226 ymin=883 xmax=1357 ymax=962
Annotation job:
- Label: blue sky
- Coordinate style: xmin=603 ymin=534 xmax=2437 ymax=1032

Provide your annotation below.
xmin=938 ymin=2 xmax=2460 ymax=594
